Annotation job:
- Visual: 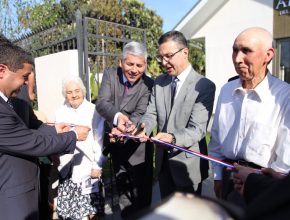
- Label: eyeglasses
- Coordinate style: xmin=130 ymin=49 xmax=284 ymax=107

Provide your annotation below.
xmin=156 ymin=48 xmax=184 ymax=63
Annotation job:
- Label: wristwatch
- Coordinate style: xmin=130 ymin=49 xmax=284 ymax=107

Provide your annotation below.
xmin=169 ymin=133 xmax=176 ymax=144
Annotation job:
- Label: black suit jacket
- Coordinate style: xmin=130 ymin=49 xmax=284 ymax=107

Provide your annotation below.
xmin=95 ymin=67 xmax=154 ymax=166
xmin=0 ymin=96 xmax=77 ymax=220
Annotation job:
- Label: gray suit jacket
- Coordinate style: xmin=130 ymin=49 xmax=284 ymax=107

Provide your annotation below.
xmin=95 ymin=67 xmax=154 ymax=166
xmin=141 ymin=67 xmax=215 ymax=186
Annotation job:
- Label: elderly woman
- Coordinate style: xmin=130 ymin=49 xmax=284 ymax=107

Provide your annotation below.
xmin=55 ymin=75 xmax=105 ymax=220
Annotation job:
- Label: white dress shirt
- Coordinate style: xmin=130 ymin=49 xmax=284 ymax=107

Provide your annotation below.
xmin=0 ymin=91 xmax=8 ymax=102
xmin=173 ymin=64 xmax=191 ymax=99
xmin=208 ymin=73 xmax=290 ymax=180
xmin=55 ymin=99 xmax=105 ymax=183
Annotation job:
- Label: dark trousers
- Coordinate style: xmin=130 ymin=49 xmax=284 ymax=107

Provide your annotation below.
xmin=113 ymin=162 xmax=152 ymax=218
xmin=110 ymin=141 xmax=153 ymax=219
xmin=222 ymin=159 xmax=262 ymax=208
xmin=39 ymin=163 xmax=53 ymax=220
xmin=221 ymin=167 xmax=247 ymax=209
xmin=158 ymin=152 xmax=202 ymax=199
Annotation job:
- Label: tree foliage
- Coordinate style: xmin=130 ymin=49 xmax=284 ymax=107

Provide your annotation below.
xmin=14 ymin=0 xmax=164 ymax=77
xmin=0 ymin=0 xmax=37 ymax=38
xmin=121 ymin=0 xmax=163 ymax=77
xmin=188 ymin=38 xmax=206 ymax=75
xmin=1 ymin=0 xmax=205 ymax=94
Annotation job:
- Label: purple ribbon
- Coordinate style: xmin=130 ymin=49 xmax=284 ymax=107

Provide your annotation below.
xmin=112 ymin=133 xmax=234 ymax=169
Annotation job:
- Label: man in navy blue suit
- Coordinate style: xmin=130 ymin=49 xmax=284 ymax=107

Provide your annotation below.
xmin=0 ymin=35 xmax=90 ymax=220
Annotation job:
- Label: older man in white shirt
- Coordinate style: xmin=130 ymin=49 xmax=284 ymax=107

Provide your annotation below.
xmin=208 ymin=27 xmax=290 ymax=202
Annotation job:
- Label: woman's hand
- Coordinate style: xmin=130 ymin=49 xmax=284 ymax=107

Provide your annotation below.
xmin=91 ymin=168 xmax=102 ymax=179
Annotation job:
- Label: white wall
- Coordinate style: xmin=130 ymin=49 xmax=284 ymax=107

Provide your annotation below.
xmin=190 ymin=0 xmax=273 ymax=107
xmin=35 ymin=50 xmax=79 ymax=122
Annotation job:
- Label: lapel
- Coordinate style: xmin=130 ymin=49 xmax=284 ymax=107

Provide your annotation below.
xmin=0 ymin=96 xmax=13 ymax=112
xmin=115 ymin=68 xmax=124 ymax=109
xmin=162 ymin=75 xmax=173 ymax=116
xmin=0 ymin=96 xmax=23 ymax=120
xmin=120 ymin=74 xmax=143 ymax=110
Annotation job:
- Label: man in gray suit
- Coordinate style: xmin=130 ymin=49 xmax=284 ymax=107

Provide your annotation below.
xmin=95 ymin=41 xmax=154 ymax=218
xmin=138 ymin=31 xmax=216 ymax=198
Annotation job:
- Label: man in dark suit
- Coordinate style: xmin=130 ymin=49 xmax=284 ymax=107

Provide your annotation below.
xmin=138 ymin=31 xmax=216 ymax=198
xmin=10 ymin=96 xmax=54 ymax=220
xmin=95 ymin=41 xmax=154 ymax=218
xmin=0 ymin=37 xmax=90 ymax=220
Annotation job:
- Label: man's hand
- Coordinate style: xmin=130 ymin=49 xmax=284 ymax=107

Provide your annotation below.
xmin=117 ymin=114 xmax=135 ymax=133
xmin=109 ymin=127 xmax=123 ymax=143
xmin=152 ymin=132 xmax=174 ymax=143
xmin=54 ymin=122 xmax=71 ymax=133
xmin=74 ymin=125 xmax=90 ymax=141
xmin=91 ymin=168 xmax=102 ymax=179
xmin=261 ymin=167 xmax=286 ymax=179
xmin=132 ymin=123 xmax=145 ymax=136
xmin=134 ymin=123 xmax=149 ymax=142
xmin=232 ymin=163 xmax=258 ymax=195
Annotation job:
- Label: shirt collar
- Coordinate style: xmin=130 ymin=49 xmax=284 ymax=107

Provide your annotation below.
xmin=65 ymin=99 xmax=88 ymax=111
xmin=174 ymin=64 xmax=191 ymax=82
xmin=122 ymin=74 xmax=134 ymax=86
xmin=233 ymin=72 xmax=272 ymax=102
xmin=0 ymin=91 xmax=8 ymax=102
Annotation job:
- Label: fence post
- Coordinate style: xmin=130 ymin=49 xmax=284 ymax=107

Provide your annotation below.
xmin=76 ymin=10 xmax=90 ymax=100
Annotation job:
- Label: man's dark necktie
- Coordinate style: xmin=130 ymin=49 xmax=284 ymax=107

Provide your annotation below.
xmin=171 ymin=77 xmax=178 ymax=108
xmin=123 ymin=81 xmax=130 ymax=97
xmin=7 ymin=98 xmax=14 ymax=110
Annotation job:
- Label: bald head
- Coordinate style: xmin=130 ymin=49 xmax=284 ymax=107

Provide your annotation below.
xmin=232 ymin=27 xmax=275 ymax=89
xmin=235 ymin=27 xmax=273 ymax=51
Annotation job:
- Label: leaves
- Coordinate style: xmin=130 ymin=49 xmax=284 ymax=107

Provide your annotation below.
xmin=1 ymin=0 xmax=205 ymax=97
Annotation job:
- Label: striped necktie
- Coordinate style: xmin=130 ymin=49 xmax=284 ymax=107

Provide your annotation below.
xmin=171 ymin=77 xmax=178 ymax=108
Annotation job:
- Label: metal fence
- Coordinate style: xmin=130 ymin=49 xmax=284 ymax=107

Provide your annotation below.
xmin=14 ymin=10 xmax=146 ymax=101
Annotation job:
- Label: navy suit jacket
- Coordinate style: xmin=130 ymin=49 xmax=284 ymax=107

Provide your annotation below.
xmin=0 ymin=96 xmax=77 ymax=220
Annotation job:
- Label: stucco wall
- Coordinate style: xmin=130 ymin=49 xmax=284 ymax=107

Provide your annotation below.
xmin=35 ymin=50 xmax=79 ymax=122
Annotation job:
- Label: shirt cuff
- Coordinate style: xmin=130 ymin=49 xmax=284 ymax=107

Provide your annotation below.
xmin=71 ymin=127 xmax=78 ymax=140
xmin=113 ymin=112 xmax=122 ymax=126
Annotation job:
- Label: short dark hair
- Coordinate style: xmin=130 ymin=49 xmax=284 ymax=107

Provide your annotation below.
xmin=158 ymin=31 xmax=188 ymax=48
xmin=0 ymin=37 xmax=34 ymax=71
xmin=0 ymin=34 xmax=12 ymax=45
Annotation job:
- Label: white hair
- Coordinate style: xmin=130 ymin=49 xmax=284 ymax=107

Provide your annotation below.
xmin=61 ymin=75 xmax=86 ymax=98
xmin=122 ymin=41 xmax=147 ymax=61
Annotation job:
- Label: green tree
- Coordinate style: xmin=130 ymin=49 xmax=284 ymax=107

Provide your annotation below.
xmin=16 ymin=0 xmax=163 ymax=77
xmin=121 ymin=0 xmax=163 ymax=78
xmin=188 ymin=38 xmax=205 ymax=75
xmin=0 ymin=0 xmax=37 ymax=38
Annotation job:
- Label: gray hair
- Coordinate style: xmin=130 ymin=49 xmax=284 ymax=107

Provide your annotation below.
xmin=62 ymin=75 xmax=86 ymax=98
xmin=122 ymin=41 xmax=147 ymax=61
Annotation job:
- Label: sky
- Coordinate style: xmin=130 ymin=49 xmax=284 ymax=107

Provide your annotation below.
xmin=141 ymin=0 xmax=198 ymax=32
